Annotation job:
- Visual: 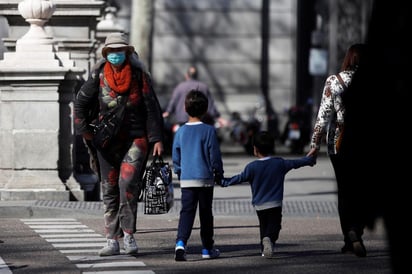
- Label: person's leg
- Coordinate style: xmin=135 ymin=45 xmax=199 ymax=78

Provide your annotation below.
xmin=97 ymin=151 xmax=121 ymax=256
xmin=176 ymin=187 xmax=198 ymax=245
xmin=99 ymin=152 xmax=121 ymax=240
xmin=118 ymin=138 xmax=148 ymax=234
xmin=198 ymin=187 xmax=219 ymax=259
xmin=198 ymin=187 xmax=215 ymax=249
xmin=118 ymin=138 xmax=149 ymax=254
xmin=175 ymin=187 xmax=198 ymax=261
xmin=330 ymin=154 xmax=366 ymax=257
xmin=257 ymin=207 xmax=281 ymax=257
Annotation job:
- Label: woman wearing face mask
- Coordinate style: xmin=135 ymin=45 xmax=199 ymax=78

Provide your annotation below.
xmin=74 ymin=32 xmax=164 ymax=256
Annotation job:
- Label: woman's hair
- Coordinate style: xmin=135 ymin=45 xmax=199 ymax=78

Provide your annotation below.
xmin=185 ymin=89 xmax=208 ymax=118
xmin=252 ymin=131 xmax=275 ymax=155
xmin=340 ymin=43 xmax=367 ymax=71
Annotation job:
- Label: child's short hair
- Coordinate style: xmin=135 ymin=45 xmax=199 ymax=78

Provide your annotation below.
xmin=185 ymin=89 xmax=208 ymax=118
xmin=252 ymin=131 xmax=275 ymax=155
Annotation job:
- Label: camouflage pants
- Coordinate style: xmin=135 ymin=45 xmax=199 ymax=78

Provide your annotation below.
xmin=97 ymin=137 xmax=149 ymax=239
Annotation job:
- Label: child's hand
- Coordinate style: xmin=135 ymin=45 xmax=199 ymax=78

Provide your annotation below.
xmin=220 ymin=178 xmax=229 ymax=187
xmin=308 ymin=155 xmax=317 ymax=166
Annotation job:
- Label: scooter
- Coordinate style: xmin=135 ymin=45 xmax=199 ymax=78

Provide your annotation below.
xmin=281 ymin=105 xmax=310 ymax=154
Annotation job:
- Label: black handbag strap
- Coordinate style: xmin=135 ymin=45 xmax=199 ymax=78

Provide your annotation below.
xmin=113 ymin=94 xmax=128 ymax=117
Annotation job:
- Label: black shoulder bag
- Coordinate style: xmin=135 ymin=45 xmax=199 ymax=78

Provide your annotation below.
xmin=90 ymin=95 xmax=128 ymax=150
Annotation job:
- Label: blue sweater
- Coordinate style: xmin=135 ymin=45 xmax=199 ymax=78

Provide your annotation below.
xmin=172 ymin=122 xmax=223 ymax=187
xmin=222 ymin=156 xmax=314 ymax=210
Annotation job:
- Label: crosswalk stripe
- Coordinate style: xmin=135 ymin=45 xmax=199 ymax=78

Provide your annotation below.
xmin=82 ymin=271 xmax=155 ymax=274
xmin=21 ymin=218 xmax=155 ymax=273
xmin=41 ymin=233 xmax=101 ymax=238
xmin=23 ymin=221 xmax=81 ymax=225
xmin=53 ymin=242 xmax=106 ymax=248
xmin=34 ymin=229 xmax=95 ymax=233
xmin=28 ymin=224 xmax=88 ymax=228
xmin=60 ymin=249 xmax=101 ymax=254
xmin=21 ymin=218 xmax=77 ymax=221
xmin=76 ymin=261 xmax=146 ymax=268
xmin=67 ymin=255 xmax=137 ymax=261
xmin=45 ymin=238 xmax=106 ymax=243
xmin=0 ymin=257 xmax=12 ymax=274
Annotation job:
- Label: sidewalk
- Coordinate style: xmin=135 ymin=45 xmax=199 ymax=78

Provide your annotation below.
xmin=0 ymin=144 xmax=393 ymax=273
xmin=0 ymin=143 xmax=336 ymax=219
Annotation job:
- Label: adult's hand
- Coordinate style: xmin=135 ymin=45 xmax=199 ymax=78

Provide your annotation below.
xmin=306 ymin=147 xmax=318 ymax=158
xmin=153 ymin=141 xmax=164 ymax=156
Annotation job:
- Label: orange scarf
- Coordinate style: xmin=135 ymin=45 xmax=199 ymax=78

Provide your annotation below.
xmin=103 ymin=61 xmax=132 ymax=94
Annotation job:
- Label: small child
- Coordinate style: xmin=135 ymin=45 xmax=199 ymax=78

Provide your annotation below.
xmin=220 ymin=131 xmax=315 ymax=258
xmin=172 ymin=89 xmax=224 ymax=261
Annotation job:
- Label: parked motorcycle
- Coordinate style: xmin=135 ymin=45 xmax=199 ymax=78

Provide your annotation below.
xmin=225 ymin=111 xmax=261 ymax=155
xmin=281 ymin=105 xmax=311 ymax=154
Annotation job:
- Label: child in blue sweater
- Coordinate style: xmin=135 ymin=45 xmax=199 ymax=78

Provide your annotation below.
xmin=172 ymin=89 xmax=224 ymax=261
xmin=220 ymin=131 xmax=315 ymax=258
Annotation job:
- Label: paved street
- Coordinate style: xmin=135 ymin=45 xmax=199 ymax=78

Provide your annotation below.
xmin=0 ymin=145 xmax=393 ymax=273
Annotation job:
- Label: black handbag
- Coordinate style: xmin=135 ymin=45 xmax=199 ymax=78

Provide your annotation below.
xmin=90 ymin=96 xmax=127 ymax=150
xmin=142 ymin=156 xmax=174 ymax=214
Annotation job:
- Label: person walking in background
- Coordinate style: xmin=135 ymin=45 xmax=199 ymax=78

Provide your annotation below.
xmin=172 ymin=89 xmax=224 ymax=261
xmin=307 ymin=43 xmax=367 ymax=257
xmin=219 ymin=131 xmax=315 ymax=258
xmin=163 ymin=65 xmax=226 ymax=127
xmin=74 ymin=32 xmax=164 ymax=256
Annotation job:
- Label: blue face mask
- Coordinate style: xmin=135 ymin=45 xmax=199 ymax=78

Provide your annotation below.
xmin=106 ymin=52 xmax=126 ymax=66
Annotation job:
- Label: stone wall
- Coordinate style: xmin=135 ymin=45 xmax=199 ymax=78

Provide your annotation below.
xmin=150 ymin=0 xmax=297 ymax=130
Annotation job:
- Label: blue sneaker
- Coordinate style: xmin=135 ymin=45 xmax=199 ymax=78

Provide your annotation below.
xmin=175 ymin=240 xmax=186 ymax=261
xmin=201 ymin=248 xmax=220 ymax=259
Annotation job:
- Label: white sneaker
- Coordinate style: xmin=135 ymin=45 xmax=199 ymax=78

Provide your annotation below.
xmin=262 ymin=237 xmax=274 ymax=258
xmin=124 ymin=234 xmax=138 ymax=255
xmin=99 ymin=239 xmax=120 ymax=256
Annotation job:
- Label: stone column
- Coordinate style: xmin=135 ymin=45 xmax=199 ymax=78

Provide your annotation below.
xmin=0 ymin=0 xmax=84 ymax=201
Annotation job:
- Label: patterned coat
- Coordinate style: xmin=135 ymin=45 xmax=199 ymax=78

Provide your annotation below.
xmin=310 ymin=70 xmax=354 ymax=155
xmin=74 ymin=58 xmax=163 ymax=145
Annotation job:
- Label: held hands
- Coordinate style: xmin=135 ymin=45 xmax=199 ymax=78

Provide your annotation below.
xmin=214 ymin=172 xmax=230 ymax=188
xmin=306 ymin=148 xmax=318 ymax=166
xmin=308 ymin=155 xmax=317 ymax=166
xmin=213 ymin=170 xmax=223 ymax=186
xmin=306 ymin=147 xmax=318 ymax=158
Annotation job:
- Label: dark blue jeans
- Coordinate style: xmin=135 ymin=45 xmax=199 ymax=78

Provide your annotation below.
xmin=176 ymin=187 xmax=215 ymax=250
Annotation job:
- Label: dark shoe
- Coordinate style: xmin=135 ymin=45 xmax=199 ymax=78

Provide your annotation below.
xmin=348 ymin=230 xmax=367 ymax=257
xmin=341 ymin=243 xmax=353 ymax=254
xmin=352 ymin=241 xmax=366 ymax=257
